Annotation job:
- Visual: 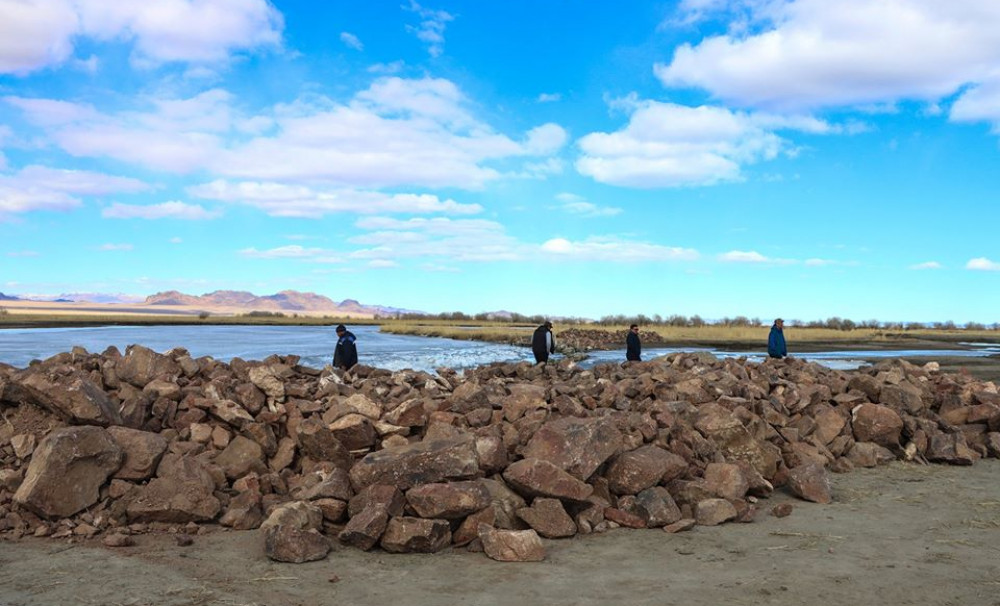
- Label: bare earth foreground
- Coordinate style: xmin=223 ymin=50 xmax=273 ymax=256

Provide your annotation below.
xmin=2 ymin=460 xmax=998 ymax=606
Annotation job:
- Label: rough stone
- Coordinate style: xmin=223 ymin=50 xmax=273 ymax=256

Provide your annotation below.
xmin=516 ymin=497 xmax=576 ymax=538
xmin=14 ymin=426 xmax=123 ymax=518
xmin=349 ymin=436 xmax=480 ymax=491
xmin=852 ymin=404 xmax=903 ymax=447
xmin=787 ymin=462 xmax=833 ymax=504
xmin=694 ymin=498 xmax=738 ymax=526
xmin=502 ymin=458 xmax=594 ymax=502
xmin=380 ymin=517 xmax=452 ymax=553
xmin=107 ymin=426 xmax=168 ymax=481
xmin=406 ymin=480 xmax=491 ymax=519
xmin=478 ymin=525 xmax=546 ymax=562
xmin=521 ymin=416 xmax=623 ymax=481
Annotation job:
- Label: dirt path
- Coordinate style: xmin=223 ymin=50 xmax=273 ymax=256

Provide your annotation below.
xmin=2 ymin=460 xmax=1000 ymax=606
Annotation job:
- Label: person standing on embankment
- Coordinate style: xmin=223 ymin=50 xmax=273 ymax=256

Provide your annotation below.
xmin=333 ymin=324 xmax=358 ymax=370
xmin=626 ymin=324 xmax=642 ymax=361
xmin=768 ymin=318 xmax=787 ymax=359
xmin=532 ymin=321 xmax=555 ymax=364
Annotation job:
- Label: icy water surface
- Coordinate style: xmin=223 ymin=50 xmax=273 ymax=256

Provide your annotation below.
xmin=0 ymin=324 xmax=996 ymax=373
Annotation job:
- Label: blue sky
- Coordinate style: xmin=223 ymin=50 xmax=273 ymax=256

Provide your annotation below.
xmin=1 ymin=0 xmax=999 ymax=323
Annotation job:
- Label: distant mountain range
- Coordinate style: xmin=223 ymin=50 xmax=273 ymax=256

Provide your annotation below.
xmin=0 ymin=290 xmax=423 ymax=317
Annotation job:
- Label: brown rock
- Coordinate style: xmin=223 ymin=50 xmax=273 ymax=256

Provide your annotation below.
xmin=381 ymin=517 xmax=451 ymax=553
xmin=927 ymin=432 xmax=977 ymax=465
xmin=329 ymin=413 xmax=377 ymax=451
xmin=703 ymin=462 xmax=749 ymax=501
xmin=695 ymin=404 xmax=779 ymax=479
xmin=338 ymin=505 xmax=389 ymax=550
xmin=771 ymin=502 xmax=794 ymax=518
xmin=663 ymin=518 xmax=696 ymax=533
xmin=478 ymin=525 xmax=546 ymax=562
xmin=846 ymin=442 xmax=895 ymax=468
xmin=297 ymin=417 xmax=353 ymax=470
xmin=813 ymin=408 xmax=847 ymax=445
xmin=501 ymin=384 xmax=547 ymax=422
xmin=851 ymin=404 xmax=903 ymax=447
xmin=264 ymin=526 xmax=329 ymax=563
xmin=605 ymin=445 xmax=677 ymax=495
xmin=14 ymin=426 xmax=123 ymax=519
xmin=348 ymin=484 xmax=406 ymax=518
xmin=633 ymin=486 xmax=682 ymax=527
xmin=11 ymin=433 xmax=36 ymax=459
xmin=209 ymin=399 xmax=254 ymax=430
xmin=604 ymin=507 xmax=646 ymax=528
xmin=14 ymin=369 xmax=123 ymax=426
xmin=694 ymin=498 xmax=737 ymax=526
xmin=219 ymin=490 xmax=263 ymax=530
xmin=248 ymin=365 xmax=286 ymax=401
xmin=502 ymin=458 xmax=594 ymax=502
xmin=214 ymin=436 xmax=266 ymax=481
xmin=126 ymin=455 xmax=221 ymax=523
xmin=787 ymin=462 xmax=833 ymax=504
xmin=454 ymin=506 xmax=497 ymax=545
xmin=107 ymin=427 xmax=168 ymax=481
xmin=349 ymin=436 xmax=480 ymax=491
xmin=313 ymin=498 xmax=348 ymax=523
xmin=406 ymin=480 xmax=491 ymax=519
xmin=521 ymin=416 xmax=623 ymax=481
xmin=117 ymin=344 xmax=181 ymax=388
xmin=516 ymin=497 xmax=576 ymax=538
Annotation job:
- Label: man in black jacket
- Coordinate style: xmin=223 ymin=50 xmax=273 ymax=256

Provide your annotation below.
xmin=531 ymin=321 xmax=555 ymax=364
xmin=626 ymin=324 xmax=641 ymax=361
xmin=333 ymin=324 xmax=358 ymax=370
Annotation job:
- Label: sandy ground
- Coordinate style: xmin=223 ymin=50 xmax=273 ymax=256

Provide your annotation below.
xmin=1 ymin=460 xmax=999 ymax=606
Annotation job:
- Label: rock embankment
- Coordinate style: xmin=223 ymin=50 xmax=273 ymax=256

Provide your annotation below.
xmin=1 ymin=345 xmax=998 ymax=562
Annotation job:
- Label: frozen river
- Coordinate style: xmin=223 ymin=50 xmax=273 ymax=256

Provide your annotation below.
xmin=1 ymin=324 xmax=997 ymax=373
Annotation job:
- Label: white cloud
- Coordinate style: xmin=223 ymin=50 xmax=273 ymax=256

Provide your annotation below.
xmin=368 ymin=60 xmax=405 ymax=74
xmin=8 ymin=78 xmax=566 ymax=189
xmin=909 ymin=261 xmax=942 ymax=270
xmin=967 ymin=257 xmax=1000 ymax=271
xmin=102 ymin=201 xmax=222 ymax=220
xmin=577 ymin=100 xmax=794 ymax=187
xmin=537 ymin=93 xmax=562 ymax=103
xmin=351 ymin=216 xmax=524 ymax=262
xmin=657 ymin=0 xmax=1000 ymax=113
xmin=190 ymin=180 xmax=483 ymax=217
xmin=524 ymin=123 xmax=569 ymax=155
xmin=403 ymin=0 xmax=454 ymax=58
xmin=718 ymin=250 xmax=795 ymax=264
xmin=340 ymin=32 xmax=363 ymax=51
xmin=239 ymin=245 xmax=334 ymax=259
xmin=0 ymin=165 xmax=150 ymax=217
xmin=0 ymin=0 xmax=283 ymax=74
xmin=169 ymin=237 xmax=183 ymax=244
xmin=554 ymin=193 xmax=623 ymax=217
xmin=540 ymin=236 xmax=699 ymax=262
xmin=367 ymin=259 xmax=399 ymax=269
xmin=951 ymin=79 xmax=1000 ymax=132
xmin=98 ymin=243 xmax=133 ymax=251
xmin=6 ymin=250 xmax=40 ymax=257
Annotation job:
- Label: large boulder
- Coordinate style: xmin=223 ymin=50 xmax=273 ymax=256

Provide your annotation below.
xmin=521 ymin=416 xmax=623 ymax=481
xmin=349 ymin=436 xmax=480 ymax=491
xmin=605 ymin=445 xmax=677 ymax=495
xmin=14 ymin=426 xmax=123 ymax=518
xmin=502 ymin=458 xmax=594 ymax=502
xmin=296 ymin=417 xmax=353 ymax=470
xmin=260 ymin=501 xmax=329 ymax=563
xmin=478 ymin=525 xmax=546 ymax=562
xmin=406 ymin=480 xmax=491 ymax=519
xmin=126 ymin=454 xmax=221 ymax=523
xmin=380 ymin=517 xmax=452 ymax=553
xmin=117 ymin=344 xmax=181 ymax=388
xmin=851 ymin=404 xmax=903 ymax=447
xmin=515 ymin=497 xmax=576 ymax=538
xmin=787 ymin=462 xmax=833 ymax=504
xmin=12 ymin=369 xmax=122 ymax=426
xmin=107 ymin=426 xmax=168 ymax=481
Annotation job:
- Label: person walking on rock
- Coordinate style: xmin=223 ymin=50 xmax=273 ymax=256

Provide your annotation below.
xmin=768 ymin=318 xmax=787 ymax=359
xmin=532 ymin=321 xmax=556 ymax=364
xmin=333 ymin=324 xmax=358 ymax=370
xmin=626 ymin=324 xmax=642 ymax=362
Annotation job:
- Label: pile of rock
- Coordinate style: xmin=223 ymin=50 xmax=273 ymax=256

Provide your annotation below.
xmin=1 ymin=345 xmax=998 ymax=563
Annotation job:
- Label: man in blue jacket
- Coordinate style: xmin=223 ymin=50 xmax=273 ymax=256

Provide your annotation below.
xmin=768 ymin=318 xmax=787 ymax=359
xmin=333 ymin=324 xmax=358 ymax=370
xmin=626 ymin=324 xmax=641 ymax=361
